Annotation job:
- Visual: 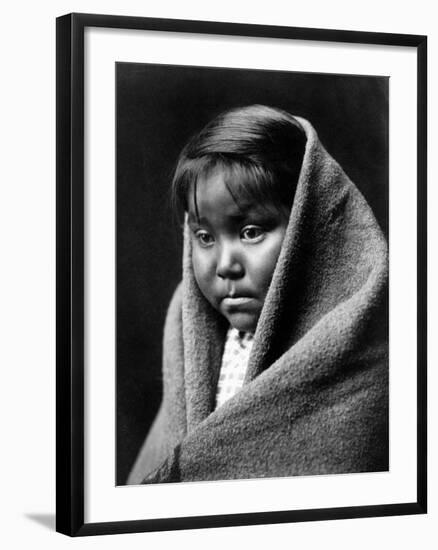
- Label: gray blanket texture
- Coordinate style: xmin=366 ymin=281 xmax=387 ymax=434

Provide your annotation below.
xmin=127 ymin=117 xmax=389 ymax=484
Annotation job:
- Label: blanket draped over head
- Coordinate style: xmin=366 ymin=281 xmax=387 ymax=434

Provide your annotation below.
xmin=127 ymin=117 xmax=389 ymax=484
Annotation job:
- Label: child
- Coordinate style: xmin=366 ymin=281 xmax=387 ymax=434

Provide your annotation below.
xmin=127 ymin=105 xmax=388 ymax=484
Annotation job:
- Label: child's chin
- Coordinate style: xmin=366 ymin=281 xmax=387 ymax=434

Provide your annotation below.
xmin=226 ymin=312 xmax=258 ymax=334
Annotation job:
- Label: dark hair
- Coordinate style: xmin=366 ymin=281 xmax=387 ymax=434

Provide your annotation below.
xmin=171 ymin=105 xmax=306 ymax=217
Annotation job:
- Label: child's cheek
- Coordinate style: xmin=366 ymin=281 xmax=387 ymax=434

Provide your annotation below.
xmin=192 ymin=247 xmax=216 ymax=299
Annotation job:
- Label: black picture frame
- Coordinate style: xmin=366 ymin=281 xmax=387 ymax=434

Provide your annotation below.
xmin=56 ymin=12 xmax=427 ymax=537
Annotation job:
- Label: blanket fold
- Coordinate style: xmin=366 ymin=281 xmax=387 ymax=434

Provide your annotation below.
xmin=127 ymin=117 xmax=388 ymax=484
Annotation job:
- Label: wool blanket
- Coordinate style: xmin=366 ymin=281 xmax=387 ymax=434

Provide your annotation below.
xmin=127 ymin=117 xmax=389 ymax=484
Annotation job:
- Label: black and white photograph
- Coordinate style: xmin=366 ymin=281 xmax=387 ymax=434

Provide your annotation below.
xmin=54 ymin=11 xmax=427 ymax=538
xmin=116 ymin=63 xmax=389 ymax=486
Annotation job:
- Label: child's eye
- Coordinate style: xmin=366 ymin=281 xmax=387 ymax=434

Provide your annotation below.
xmin=241 ymin=225 xmax=265 ymax=242
xmin=195 ymin=230 xmax=215 ymax=247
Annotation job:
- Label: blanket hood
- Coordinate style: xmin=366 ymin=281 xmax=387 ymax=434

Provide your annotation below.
xmin=128 ymin=117 xmax=388 ymax=484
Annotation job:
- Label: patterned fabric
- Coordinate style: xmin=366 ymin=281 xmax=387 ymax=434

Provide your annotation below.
xmin=215 ymin=328 xmax=254 ymax=409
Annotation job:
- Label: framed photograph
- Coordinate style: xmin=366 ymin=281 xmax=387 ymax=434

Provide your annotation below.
xmin=56 ymin=13 xmax=427 ymax=536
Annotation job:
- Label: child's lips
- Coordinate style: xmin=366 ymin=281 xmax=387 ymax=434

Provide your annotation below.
xmin=222 ymin=296 xmax=254 ymax=307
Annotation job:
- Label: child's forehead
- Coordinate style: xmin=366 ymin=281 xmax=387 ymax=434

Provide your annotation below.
xmin=188 ymin=176 xmax=250 ymax=214
xmin=185 ymin=160 xmax=291 ymax=221
xmin=187 ymin=178 xmax=285 ymax=224
xmin=191 ymin=165 xmax=259 ymax=205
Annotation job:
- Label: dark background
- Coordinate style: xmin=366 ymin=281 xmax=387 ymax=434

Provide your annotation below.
xmin=116 ymin=63 xmax=388 ymax=485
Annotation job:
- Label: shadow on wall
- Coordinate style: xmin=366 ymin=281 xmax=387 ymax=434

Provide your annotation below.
xmin=25 ymin=513 xmax=56 ymax=531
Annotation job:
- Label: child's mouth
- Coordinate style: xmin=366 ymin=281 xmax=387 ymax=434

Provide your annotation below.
xmin=221 ymin=296 xmax=254 ymax=308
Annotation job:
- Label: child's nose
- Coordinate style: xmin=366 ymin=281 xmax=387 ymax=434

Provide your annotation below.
xmin=216 ymin=244 xmax=244 ymax=280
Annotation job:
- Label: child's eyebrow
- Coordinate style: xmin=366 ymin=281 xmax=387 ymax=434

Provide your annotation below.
xmin=187 ymin=213 xmax=206 ymax=226
xmin=230 ymin=204 xmax=277 ymax=220
xmin=226 ymin=211 xmax=253 ymax=223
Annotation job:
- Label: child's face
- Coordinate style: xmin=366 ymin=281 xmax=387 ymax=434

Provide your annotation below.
xmin=188 ymin=170 xmax=289 ymax=333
